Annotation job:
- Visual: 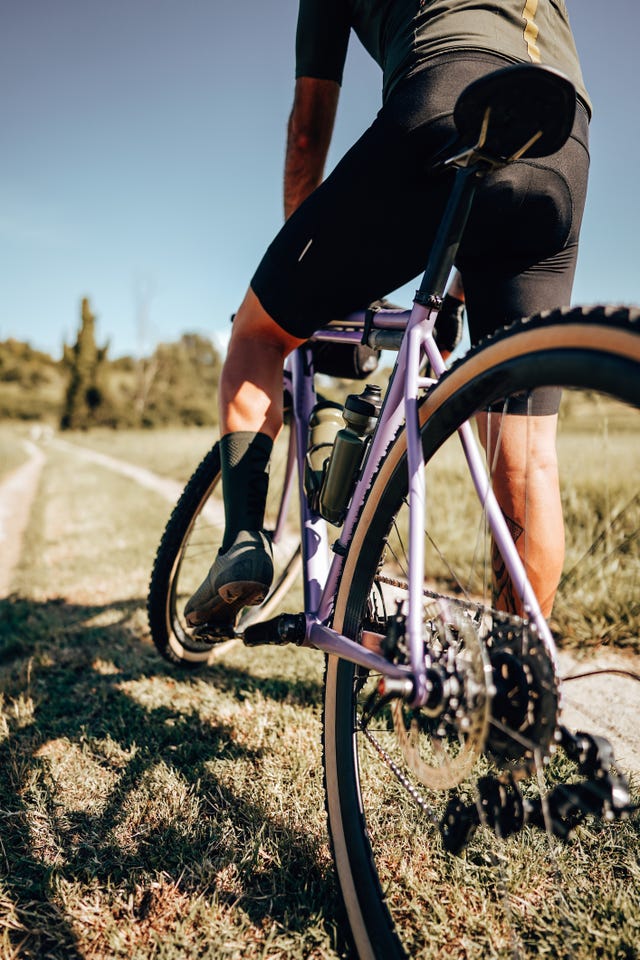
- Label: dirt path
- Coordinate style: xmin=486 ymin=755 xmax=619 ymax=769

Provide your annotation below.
xmin=0 ymin=436 xmax=184 ymax=599
xmin=0 ymin=439 xmax=47 ymax=597
xmin=558 ymin=649 xmax=640 ymax=774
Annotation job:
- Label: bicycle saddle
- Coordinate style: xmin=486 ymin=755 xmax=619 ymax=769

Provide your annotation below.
xmin=453 ymin=64 xmax=576 ymax=160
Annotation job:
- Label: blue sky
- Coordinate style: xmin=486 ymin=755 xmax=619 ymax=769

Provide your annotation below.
xmin=2 ymin=1 xmax=639 ymax=359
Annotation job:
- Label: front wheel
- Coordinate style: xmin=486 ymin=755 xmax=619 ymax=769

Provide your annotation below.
xmin=323 ymin=304 xmax=640 ymax=959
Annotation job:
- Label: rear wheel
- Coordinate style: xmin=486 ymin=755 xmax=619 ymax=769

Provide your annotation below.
xmin=324 ymin=305 xmax=640 ymax=959
xmin=148 ymin=424 xmax=302 ymax=666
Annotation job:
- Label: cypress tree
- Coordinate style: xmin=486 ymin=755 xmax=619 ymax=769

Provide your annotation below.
xmin=60 ymin=297 xmax=109 ymax=429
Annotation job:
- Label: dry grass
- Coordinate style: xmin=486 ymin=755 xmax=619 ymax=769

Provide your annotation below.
xmin=418 ymin=393 xmax=640 ymax=650
xmin=60 ymin=427 xmax=217 ymax=485
xmin=0 ymin=426 xmax=341 ymax=959
xmin=0 ymin=401 xmax=637 ymax=958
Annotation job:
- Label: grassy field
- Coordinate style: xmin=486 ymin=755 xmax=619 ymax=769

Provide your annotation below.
xmin=0 ymin=425 xmax=340 ymax=959
xmin=0 ymin=415 xmax=638 ymax=959
xmin=418 ymin=416 xmax=640 ymax=651
xmin=60 ymin=427 xmax=218 ymax=485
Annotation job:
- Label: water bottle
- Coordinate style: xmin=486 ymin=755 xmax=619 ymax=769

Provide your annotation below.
xmin=319 ymin=384 xmax=382 ymax=525
xmin=305 ymin=400 xmax=344 ymax=511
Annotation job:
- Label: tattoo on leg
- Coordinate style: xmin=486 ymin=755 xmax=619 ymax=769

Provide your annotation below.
xmin=492 ymin=513 xmax=524 ymax=613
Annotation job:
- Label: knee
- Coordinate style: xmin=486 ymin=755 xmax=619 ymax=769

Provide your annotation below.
xmin=229 ymin=286 xmax=305 ymax=359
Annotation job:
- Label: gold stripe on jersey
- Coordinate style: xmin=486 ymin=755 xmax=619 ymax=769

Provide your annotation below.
xmin=522 ymin=0 xmax=542 ymax=63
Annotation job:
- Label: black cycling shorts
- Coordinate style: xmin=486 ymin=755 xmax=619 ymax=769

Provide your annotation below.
xmin=252 ymin=52 xmax=590 ymax=410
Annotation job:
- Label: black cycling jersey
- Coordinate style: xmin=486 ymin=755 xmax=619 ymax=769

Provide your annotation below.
xmin=296 ymin=0 xmax=590 ymax=111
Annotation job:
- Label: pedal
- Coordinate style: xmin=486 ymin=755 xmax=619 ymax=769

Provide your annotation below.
xmin=192 ymin=623 xmax=238 ymax=644
xmin=243 ymin=613 xmax=307 ymax=647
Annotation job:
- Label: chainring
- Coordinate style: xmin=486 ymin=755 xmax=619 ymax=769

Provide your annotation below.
xmin=484 ymin=612 xmax=560 ymax=776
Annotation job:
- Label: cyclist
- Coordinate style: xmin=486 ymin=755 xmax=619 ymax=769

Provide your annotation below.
xmin=185 ymin=0 xmax=591 ymax=632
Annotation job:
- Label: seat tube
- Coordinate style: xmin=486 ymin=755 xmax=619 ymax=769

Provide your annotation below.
xmin=404 ymin=308 xmax=431 ymax=706
xmin=404 ymin=165 xmax=482 ymax=705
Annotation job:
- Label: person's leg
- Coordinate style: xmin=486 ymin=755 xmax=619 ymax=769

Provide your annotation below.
xmin=216 ymin=287 xmax=305 ymax=554
xmin=184 ymin=63 xmax=480 ymax=631
xmin=458 ymin=101 xmax=589 ymax=617
xmin=478 ymin=412 xmax=564 ymax=618
xmin=184 ymin=289 xmax=305 ymax=629
xmin=187 ymin=55 xmax=568 ymax=630
xmin=220 ymin=287 xmax=305 ymax=441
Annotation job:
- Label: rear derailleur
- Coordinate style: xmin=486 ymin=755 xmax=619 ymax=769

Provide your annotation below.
xmin=440 ymin=726 xmax=636 ymax=854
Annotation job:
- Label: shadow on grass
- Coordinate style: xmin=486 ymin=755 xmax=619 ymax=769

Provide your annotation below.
xmin=0 ymin=595 xmax=341 ymax=959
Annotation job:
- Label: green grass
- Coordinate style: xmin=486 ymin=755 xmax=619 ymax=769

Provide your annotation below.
xmin=352 ymin=704 xmax=640 ymax=959
xmin=0 ymin=599 xmax=339 ymax=958
xmin=554 ymin=431 xmax=640 ymax=648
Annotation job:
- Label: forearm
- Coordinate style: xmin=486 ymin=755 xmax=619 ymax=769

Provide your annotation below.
xmin=284 ymin=126 xmax=326 ymax=219
xmin=284 ymin=77 xmax=340 ymax=219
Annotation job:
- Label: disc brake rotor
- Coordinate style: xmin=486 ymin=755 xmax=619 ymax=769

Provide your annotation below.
xmin=391 ymin=606 xmax=493 ymax=790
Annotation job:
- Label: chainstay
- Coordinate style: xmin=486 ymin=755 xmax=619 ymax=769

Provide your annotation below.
xmin=374 ymin=572 xmax=554 ymax=637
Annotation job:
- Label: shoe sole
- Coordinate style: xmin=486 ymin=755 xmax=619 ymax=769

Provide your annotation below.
xmin=218 ymin=580 xmax=268 ymax=605
xmin=185 ymin=589 xmax=262 ymax=630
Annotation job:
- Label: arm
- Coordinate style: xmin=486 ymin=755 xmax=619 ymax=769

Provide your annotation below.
xmin=284 ymin=76 xmax=341 ymax=220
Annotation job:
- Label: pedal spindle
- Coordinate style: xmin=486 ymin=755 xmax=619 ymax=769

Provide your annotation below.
xmin=242 ymin=613 xmax=307 ymax=647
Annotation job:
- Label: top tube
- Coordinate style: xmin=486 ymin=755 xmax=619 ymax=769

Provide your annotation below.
xmin=309 ymin=307 xmax=412 ymax=351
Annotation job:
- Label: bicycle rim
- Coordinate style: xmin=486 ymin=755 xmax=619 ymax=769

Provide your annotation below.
xmin=324 ymin=305 xmax=640 ymax=959
xmin=148 ymin=422 xmax=302 ymax=666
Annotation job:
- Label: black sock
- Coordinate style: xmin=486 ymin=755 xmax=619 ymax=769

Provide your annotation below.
xmin=220 ymin=431 xmax=273 ymax=552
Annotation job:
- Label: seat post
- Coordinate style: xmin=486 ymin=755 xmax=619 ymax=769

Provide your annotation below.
xmin=415 ymin=163 xmax=483 ymax=306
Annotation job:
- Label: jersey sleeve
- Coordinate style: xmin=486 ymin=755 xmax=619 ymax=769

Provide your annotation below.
xmin=295 ymin=0 xmax=351 ymax=84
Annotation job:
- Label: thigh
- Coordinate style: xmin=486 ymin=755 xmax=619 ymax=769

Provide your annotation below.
xmin=251 ymin=116 xmax=451 ymax=338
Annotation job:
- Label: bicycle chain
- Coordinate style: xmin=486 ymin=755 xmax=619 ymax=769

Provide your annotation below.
xmin=374 ymin=573 xmax=484 ymax=620
xmin=359 ymin=719 xmax=441 ymax=827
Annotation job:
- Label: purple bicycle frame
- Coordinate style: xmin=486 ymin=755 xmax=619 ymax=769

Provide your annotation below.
xmin=270 ymin=302 xmax=560 ymax=708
